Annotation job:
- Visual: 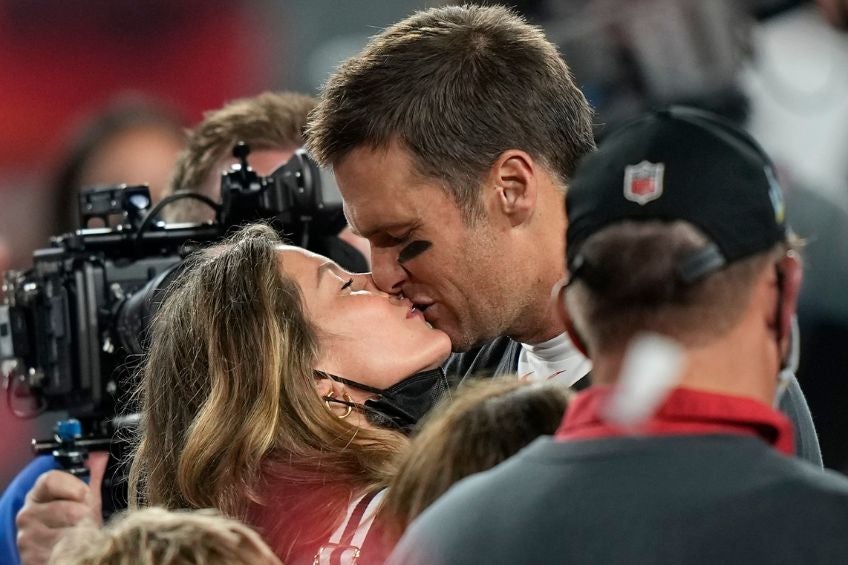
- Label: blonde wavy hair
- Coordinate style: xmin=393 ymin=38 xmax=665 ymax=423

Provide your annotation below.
xmin=127 ymin=224 xmax=406 ymax=557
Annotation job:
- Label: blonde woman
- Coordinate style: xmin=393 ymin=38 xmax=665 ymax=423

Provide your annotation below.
xmin=126 ymin=224 xmax=452 ymax=563
xmin=19 ymin=224 xmax=452 ymax=565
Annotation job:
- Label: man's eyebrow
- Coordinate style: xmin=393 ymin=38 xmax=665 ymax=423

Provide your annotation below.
xmin=355 ymin=221 xmax=414 ymax=239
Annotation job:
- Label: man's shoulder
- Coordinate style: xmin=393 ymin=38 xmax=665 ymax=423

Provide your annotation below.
xmin=390 ymin=436 xmax=848 ymax=565
xmin=760 ymin=450 xmax=848 ymax=501
xmin=442 ymin=336 xmax=520 ymax=385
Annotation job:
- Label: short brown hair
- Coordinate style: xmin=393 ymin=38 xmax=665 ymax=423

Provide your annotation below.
xmin=165 ymin=91 xmax=317 ymax=221
xmin=381 ymin=377 xmax=569 ymax=541
xmin=566 ymin=220 xmax=789 ymax=353
xmin=307 ymin=4 xmax=595 ymax=220
xmin=48 ymin=508 xmax=280 ymax=565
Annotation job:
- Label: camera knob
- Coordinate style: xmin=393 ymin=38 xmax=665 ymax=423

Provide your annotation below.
xmin=232 ymin=142 xmax=251 ymax=161
xmin=56 ymin=419 xmax=83 ymax=441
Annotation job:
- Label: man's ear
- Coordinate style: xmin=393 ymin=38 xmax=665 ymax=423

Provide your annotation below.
xmin=777 ymin=253 xmax=803 ymax=355
xmin=552 ymin=278 xmax=591 ymax=358
xmin=489 ymin=150 xmax=537 ymax=227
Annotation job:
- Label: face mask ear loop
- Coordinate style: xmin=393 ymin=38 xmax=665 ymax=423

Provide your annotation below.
xmin=316 ymin=371 xmax=384 ymax=396
xmin=773 ymin=265 xmax=798 ymax=407
xmin=775 ymin=266 xmax=785 ymax=363
xmin=785 ymin=315 xmax=800 ymax=375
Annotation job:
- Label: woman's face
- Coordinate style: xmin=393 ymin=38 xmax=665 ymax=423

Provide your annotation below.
xmin=276 ymin=246 xmax=452 ymax=390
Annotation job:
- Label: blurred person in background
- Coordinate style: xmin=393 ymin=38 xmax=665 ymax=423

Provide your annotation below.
xmin=0 ymin=94 xmax=186 ymax=565
xmin=163 ymin=91 xmax=370 ymax=270
xmin=391 ymin=107 xmax=848 ymax=565
xmin=163 ymin=91 xmax=315 ymax=223
xmin=48 ymin=507 xmax=280 ymax=565
xmin=381 ymin=378 xmax=569 ymax=544
xmin=51 ymin=95 xmax=187 ymax=234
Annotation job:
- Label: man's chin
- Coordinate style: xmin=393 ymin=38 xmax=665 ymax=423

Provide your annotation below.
xmin=445 ymin=328 xmax=489 ymax=353
xmin=426 ymin=309 xmax=490 ymax=353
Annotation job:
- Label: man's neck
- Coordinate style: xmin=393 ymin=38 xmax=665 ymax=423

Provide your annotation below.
xmin=590 ymin=336 xmax=778 ymax=407
xmin=511 ymin=306 xmax=567 ymax=345
xmin=509 ymin=177 xmax=567 ymax=346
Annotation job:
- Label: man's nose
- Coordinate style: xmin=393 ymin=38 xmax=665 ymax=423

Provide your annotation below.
xmin=370 ymin=248 xmax=409 ymax=294
xmin=357 ymin=273 xmax=393 ymax=298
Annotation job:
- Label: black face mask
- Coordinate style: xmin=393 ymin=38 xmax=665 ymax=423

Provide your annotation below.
xmin=319 ymin=368 xmax=451 ymax=434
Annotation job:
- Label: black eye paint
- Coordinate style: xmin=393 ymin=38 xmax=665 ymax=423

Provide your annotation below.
xmin=398 ymin=240 xmax=432 ymax=264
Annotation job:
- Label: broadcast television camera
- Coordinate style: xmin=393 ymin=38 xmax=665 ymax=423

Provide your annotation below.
xmin=0 ymin=144 xmax=346 ymax=429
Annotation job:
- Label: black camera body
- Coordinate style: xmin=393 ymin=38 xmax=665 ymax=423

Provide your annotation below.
xmin=0 ymin=145 xmax=344 ymax=425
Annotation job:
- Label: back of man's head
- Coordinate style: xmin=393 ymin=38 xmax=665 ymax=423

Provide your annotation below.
xmin=166 ymin=91 xmax=316 ymax=222
xmin=307 ymin=4 xmax=595 ymax=221
xmin=563 ymin=107 xmax=794 ymax=355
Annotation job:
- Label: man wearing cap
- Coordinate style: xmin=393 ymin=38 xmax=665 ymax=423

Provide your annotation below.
xmin=388 ymin=107 xmax=848 ymax=565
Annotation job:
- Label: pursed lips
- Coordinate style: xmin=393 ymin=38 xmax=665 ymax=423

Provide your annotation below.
xmin=397 ymin=289 xmax=435 ymax=322
xmin=406 ymin=306 xmax=425 ymax=320
xmin=408 ymin=298 xmax=433 ymax=316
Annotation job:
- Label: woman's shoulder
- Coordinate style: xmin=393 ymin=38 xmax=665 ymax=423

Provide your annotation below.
xmin=315 ymin=488 xmax=391 ymax=564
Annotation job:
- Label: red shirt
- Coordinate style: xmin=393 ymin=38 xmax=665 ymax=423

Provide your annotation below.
xmin=556 ymin=386 xmax=795 ymax=456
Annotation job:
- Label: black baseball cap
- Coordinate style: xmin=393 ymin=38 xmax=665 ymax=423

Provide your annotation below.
xmin=566 ymin=106 xmax=788 ymax=285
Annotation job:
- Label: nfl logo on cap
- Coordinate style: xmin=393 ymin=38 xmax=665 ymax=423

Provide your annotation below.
xmin=624 ymin=161 xmax=665 ymax=205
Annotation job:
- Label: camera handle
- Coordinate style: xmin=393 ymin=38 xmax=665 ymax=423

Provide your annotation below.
xmin=32 ymin=419 xmax=111 ymax=481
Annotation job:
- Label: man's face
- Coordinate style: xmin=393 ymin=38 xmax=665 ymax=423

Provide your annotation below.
xmin=82 ymin=124 xmax=185 ymax=203
xmin=334 ymin=142 xmax=525 ymax=351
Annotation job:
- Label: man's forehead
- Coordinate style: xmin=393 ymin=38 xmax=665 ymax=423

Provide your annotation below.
xmin=347 ymin=215 xmax=416 ymax=239
xmin=335 ymin=141 xmax=435 ymax=236
xmin=341 ymin=182 xmax=420 ymax=236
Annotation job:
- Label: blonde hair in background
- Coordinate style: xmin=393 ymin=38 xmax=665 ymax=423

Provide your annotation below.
xmin=381 ymin=377 xmax=570 ymax=541
xmin=127 ymin=224 xmax=407 ymax=557
xmin=47 ymin=507 xmax=280 ymax=565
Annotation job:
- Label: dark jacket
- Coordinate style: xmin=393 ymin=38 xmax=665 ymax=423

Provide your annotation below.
xmin=390 ymin=434 xmax=848 ymax=565
xmin=444 ymin=335 xmax=823 ymax=466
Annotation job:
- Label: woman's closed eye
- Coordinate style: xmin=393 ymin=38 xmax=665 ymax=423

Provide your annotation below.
xmin=340 ymin=278 xmax=354 ymax=292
